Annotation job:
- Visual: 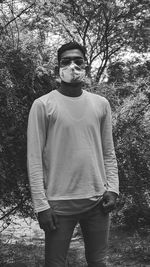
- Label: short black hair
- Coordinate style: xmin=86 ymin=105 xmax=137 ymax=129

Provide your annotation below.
xmin=57 ymin=41 xmax=87 ymax=63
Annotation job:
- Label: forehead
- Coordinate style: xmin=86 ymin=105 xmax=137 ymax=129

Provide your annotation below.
xmin=61 ymin=49 xmax=84 ymax=59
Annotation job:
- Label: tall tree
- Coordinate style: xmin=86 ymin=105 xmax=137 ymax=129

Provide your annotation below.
xmin=46 ymin=0 xmax=150 ymax=82
xmin=1 ymin=0 xmax=149 ymax=82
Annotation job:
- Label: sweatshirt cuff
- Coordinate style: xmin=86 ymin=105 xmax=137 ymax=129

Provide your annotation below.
xmin=107 ymin=187 xmax=119 ymax=196
xmin=34 ymin=202 xmax=50 ymax=213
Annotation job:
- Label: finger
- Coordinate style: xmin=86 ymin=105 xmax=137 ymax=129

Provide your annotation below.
xmin=103 ymin=204 xmax=114 ymax=211
xmin=39 ymin=222 xmax=49 ymax=232
xmin=48 ymin=218 xmax=56 ymax=231
xmin=40 ymin=219 xmax=56 ymax=232
xmin=39 ymin=222 xmax=44 ymax=230
xmin=44 ymin=224 xmax=51 ymax=232
xmin=43 ymin=222 xmax=55 ymax=232
xmin=103 ymin=202 xmax=115 ymax=213
xmin=52 ymin=213 xmax=59 ymax=228
xmin=51 ymin=216 xmax=57 ymax=230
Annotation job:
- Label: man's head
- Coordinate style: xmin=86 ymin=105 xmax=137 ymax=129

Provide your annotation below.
xmin=57 ymin=42 xmax=87 ymax=84
xmin=57 ymin=42 xmax=87 ymax=64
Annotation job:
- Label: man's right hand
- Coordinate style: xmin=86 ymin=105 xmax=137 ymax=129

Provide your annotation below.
xmin=37 ymin=208 xmax=59 ymax=232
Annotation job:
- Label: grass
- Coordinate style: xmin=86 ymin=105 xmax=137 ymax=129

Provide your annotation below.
xmin=108 ymin=226 xmax=150 ymax=266
xmin=1 ymin=225 xmax=150 ymax=267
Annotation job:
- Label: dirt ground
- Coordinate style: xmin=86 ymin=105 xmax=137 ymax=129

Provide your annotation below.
xmin=1 ymin=217 xmax=150 ymax=267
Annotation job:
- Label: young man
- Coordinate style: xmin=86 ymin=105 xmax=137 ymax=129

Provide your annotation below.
xmin=27 ymin=42 xmax=119 ymax=267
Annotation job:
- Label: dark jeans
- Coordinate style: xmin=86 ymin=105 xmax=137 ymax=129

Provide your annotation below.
xmin=45 ymin=203 xmax=110 ymax=267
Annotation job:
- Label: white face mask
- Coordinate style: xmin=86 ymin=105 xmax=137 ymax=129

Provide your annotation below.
xmin=59 ymin=62 xmax=86 ymax=84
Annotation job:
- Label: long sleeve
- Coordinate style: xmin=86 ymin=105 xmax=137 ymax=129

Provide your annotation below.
xmin=101 ymin=100 xmax=119 ymax=195
xmin=27 ymin=99 xmax=50 ymax=213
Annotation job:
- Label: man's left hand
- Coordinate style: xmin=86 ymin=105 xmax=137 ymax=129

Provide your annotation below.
xmin=101 ymin=191 xmax=118 ymax=214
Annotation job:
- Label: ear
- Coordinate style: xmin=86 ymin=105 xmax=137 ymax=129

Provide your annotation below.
xmin=54 ymin=65 xmax=59 ymax=76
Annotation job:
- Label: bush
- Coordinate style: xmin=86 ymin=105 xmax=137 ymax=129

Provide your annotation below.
xmin=0 ymin=46 xmax=56 ymax=219
xmin=112 ymin=78 xmax=150 ymax=228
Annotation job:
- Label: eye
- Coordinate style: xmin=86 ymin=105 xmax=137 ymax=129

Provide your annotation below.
xmin=60 ymin=59 xmax=71 ymax=66
xmin=74 ymin=59 xmax=85 ymax=66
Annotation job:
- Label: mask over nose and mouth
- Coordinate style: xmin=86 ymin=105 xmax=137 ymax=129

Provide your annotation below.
xmin=59 ymin=62 xmax=86 ymax=84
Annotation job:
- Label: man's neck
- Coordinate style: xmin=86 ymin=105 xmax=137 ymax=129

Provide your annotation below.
xmin=58 ymin=81 xmax=83 ymax=97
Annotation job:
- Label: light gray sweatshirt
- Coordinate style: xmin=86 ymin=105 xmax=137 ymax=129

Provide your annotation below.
xmin=27 ymin=90 xmax=119 ymax=213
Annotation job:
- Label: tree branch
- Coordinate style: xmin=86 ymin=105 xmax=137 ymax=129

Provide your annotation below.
xmin=2 ymin=1 xmax=36 ymax=30
xmin=71 ymin=1 xmax=89 ymax=23
xmin=0 ymin=204 xmax=21 ymax=221
xmin=8 ymin=0 xmax=20 ymax=49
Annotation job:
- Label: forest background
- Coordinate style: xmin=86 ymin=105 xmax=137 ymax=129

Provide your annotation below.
xmin=0 ymin=0 xmax=150 ymax=266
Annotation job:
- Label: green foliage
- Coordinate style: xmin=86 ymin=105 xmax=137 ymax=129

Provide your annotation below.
xmin=0 ymin=43 xmax=56 ymax=218
xmin=107 ymin=59 xmax=150 ymax=83
xmin=112 ymin=78 xmax=150 ymax=227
